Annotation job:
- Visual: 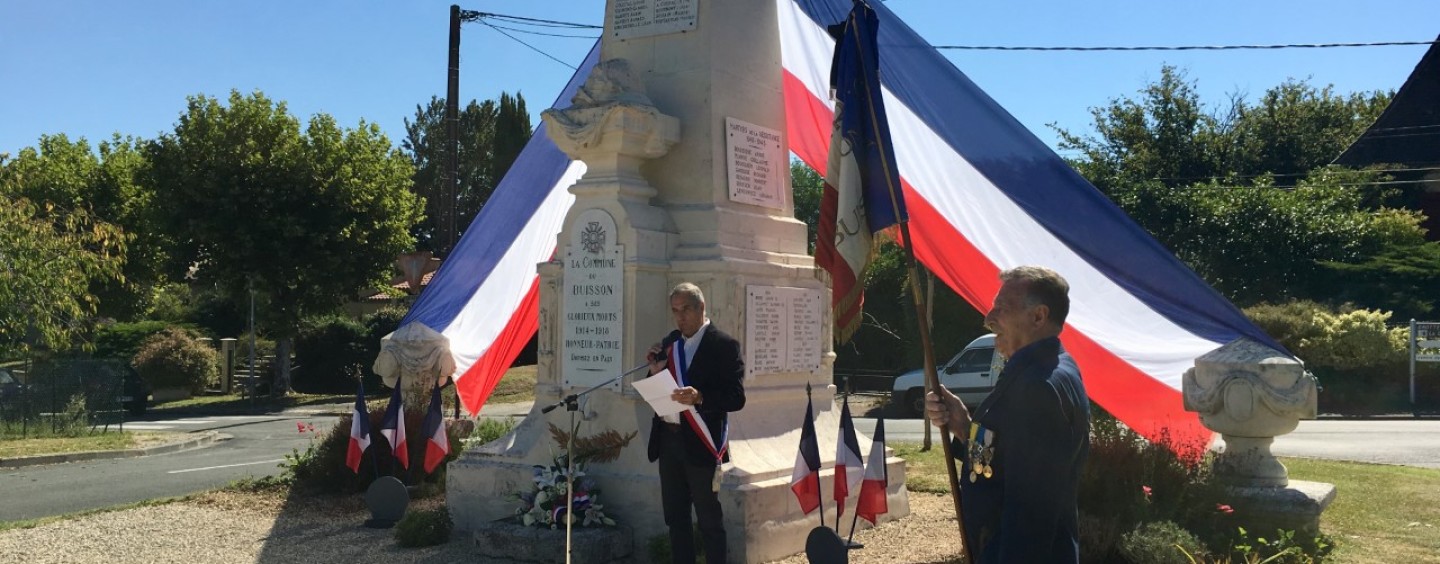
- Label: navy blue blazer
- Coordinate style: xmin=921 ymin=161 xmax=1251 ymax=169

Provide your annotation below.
xmin=952 ymin=336 xmax=1090 ymax=564
xmin=646 ymin=326 xmax=746 ymax=467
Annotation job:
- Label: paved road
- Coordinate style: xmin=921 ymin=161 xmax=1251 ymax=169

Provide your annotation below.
xmin=0 ymin=414 xmax=337 ymax=523
xmin=853 ymin=417 xmax=1440 ymax=469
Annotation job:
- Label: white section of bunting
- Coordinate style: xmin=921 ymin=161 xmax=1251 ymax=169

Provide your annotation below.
xmin=777 ymin=0 xmax=1221 ymax=390
xmin=440 ymin=161 xmax=584 ymax=380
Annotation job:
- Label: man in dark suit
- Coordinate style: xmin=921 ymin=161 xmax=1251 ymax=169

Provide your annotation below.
xmin=646 ymin=282 xmax=746 ymax=564
xmin=926 ymin=266 xmax=1091 ymax=564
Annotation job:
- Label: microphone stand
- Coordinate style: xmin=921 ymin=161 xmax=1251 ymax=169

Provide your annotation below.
xmin=539 ymin=361 xmax=650 ymax=564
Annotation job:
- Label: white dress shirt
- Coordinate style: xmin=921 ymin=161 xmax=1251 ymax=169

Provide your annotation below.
xmin=663 ymin=319 xmax=710 ymax=424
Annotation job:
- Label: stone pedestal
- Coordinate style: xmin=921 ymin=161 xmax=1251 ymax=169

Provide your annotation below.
xmin=473 ymin=522 xmax=635 ymax=564
xmin=445 ymin=1 xmax=909 ymax=562
xmin=1184 ymin=338 xmax=1333 ymax=532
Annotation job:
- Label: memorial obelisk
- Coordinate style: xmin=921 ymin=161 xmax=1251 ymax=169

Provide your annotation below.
xmin=447 ymin=1 xmax=909 ymax=561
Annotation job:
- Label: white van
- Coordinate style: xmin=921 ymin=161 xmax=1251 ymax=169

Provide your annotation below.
xmin=890 ymin=334 xmax=1003 ymax=416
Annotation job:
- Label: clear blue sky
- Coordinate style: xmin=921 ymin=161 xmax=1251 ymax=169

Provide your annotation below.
xmin=4 ymin=1 xmax=1438 ymax=160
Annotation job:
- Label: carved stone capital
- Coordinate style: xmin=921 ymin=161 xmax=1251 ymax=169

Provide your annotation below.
xmin=541 ymin=58 xmax=680 ymax=163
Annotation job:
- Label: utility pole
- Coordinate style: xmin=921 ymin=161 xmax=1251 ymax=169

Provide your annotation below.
xmin=445 ymin=5 xmax=462 ymax=257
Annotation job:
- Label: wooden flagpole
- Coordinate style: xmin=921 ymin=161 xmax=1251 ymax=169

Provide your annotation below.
xmin=847 ymin=10 xmax=972 ymax=562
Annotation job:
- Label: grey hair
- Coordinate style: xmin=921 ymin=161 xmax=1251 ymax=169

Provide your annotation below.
xmin=669 ymin=282 xmax=705 ymax=309
xmin=999 ymin=266 xmax=1070 ymax=326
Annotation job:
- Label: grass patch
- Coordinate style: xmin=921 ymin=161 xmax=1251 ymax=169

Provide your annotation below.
xmin=1285 ymin=457 xmax=1440 ymax=563
xmin=891 ymin=441 xmax=952 ymax=494
xmin=489 ymin=365 xmax=537 ymax=404
xmin=151 ymin=392 xmax=354 ymax=414
xmin=893 ymin=444 xmax=1440 ymax=562
xmin=0 ymin=432 xmax=136 ymax=458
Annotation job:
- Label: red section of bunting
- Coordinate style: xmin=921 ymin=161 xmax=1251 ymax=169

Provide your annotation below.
xmin=457 ymin=277 xmax=541 ymax=416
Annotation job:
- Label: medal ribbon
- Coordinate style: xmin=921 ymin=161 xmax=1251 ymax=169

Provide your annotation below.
xmin=669 ymin=340 xmax=728 ymax=463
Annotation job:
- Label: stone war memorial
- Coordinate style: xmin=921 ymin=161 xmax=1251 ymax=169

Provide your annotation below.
xmin=446 ymin=0 xmax=909 ymax=562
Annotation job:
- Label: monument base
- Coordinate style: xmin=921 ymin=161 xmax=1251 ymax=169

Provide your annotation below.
xmin=474 ymin=521 xmax=634 ymax=564
xmin=1223 ymin=480 xmax=1336 ymax=536
xmin=449 ymin=437 xmax=904 ymax=564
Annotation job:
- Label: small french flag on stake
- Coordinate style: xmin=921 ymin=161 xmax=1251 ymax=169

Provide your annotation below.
xmin=834 ymin=398 xmax=864 ymax=517
xmin=856 ymin=417 xmax=889 ymax=524
xmin=379 ymin=376 xmax=409 ymax=470
xmin=346 ymin=380 xmax=371 ymax=474
xmin=790 ymin=395 xmax=823 ymax=516
xmin=422 ymin=383 xmax=451 ymax=474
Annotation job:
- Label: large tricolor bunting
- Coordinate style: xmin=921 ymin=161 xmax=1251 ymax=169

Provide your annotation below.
xmin=782 ymin=0 xmax=1283 ymax=450
xmin=406 ymin=0 xmax=1284 ymax=450
xmin=397 ymin=43 xmax=599 ymax=416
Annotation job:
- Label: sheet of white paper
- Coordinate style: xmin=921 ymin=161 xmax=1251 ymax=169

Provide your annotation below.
xmin=631 ymin=370 xmax=688 ymax=417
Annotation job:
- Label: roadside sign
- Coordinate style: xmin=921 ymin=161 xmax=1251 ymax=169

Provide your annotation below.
xmin=1411 ymin=321 xmax=1440 ymax=407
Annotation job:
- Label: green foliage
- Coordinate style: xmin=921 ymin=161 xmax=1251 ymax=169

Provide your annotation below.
xmin=1118 ymin=521 xmax=1206 ymax=564
xmin=0 ymin=195 xmax=125 ymax=356
xmin=394 ymin=507 xmax=452 ymax=548
xmin=0 ymin=134 xmax=173 ymax=320
xmin=1226 ymin=527 xmax=1334 ymax=564
xmin=1243 ymin=301 xmax=1417 ymax=413
xmin=791 ymin=159 xmax=823 ymax=251
xmin=146 ymin=90 xmax=423 ymax=393
xmin=1101 ymin=171 xmax=1426 ymax=306
xmin=471 ymin=417 xmax=518 ymax=446
xmin=293 ymin=315 xmax=372 ymax=393
xmin=1080 ymin=408 xmax=1221 ymax=562
xmin=1244 ymin=302 xmax=1407 ymax=370
xmin=1053 ymin=66 xmax=1429 ymax=313
xmin=403 ymin=92 xmax=531 ymax=253
xmin=132 ymin=327 xmax=218 ymax=392
xmin=1056 ymin=66 xmax=1390 ymax=190
xmin=93 ymin=320 xmax=174 ymax=360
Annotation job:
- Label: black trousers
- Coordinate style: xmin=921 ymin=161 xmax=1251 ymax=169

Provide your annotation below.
xmin=657 ymin=423 xmax=726 ymax=564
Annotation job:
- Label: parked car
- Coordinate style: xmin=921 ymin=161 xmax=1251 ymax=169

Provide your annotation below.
xmin=0 ymin=367 xmax=28 ymax=400
xmin=891 ymin=334 xmax=1003 ymax=416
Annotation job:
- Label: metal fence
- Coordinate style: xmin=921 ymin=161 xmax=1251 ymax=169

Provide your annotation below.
xmin=0 ymin=359 xmax=135 ymax=439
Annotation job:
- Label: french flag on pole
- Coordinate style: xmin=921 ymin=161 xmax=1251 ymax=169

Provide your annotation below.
xmin=379 ymin=377 xmax=408 ymax=470
xmin=814 ymin=0 xmax=906 ymax=345
xmin=422 ymin=384 xmax=450 ymax=474
xmin=346 ymin=381 xmax=371 ymax=474
xmin=790 ymin=396 xmax=823 ymax=515
xmin=856 ymin=417 xmax=889 ymax=524
xmin=782 ymin=0 xmax=1285 ymax=453
xmin=833 ymin=398 xmax=864 ymax=516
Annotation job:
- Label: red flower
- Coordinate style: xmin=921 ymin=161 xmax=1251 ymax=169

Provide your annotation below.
xmin=306 ymin=423 xmax=316 ymax=434
xmin=296 ymin=421 xmax=305 ymax=433
xmin=1141 ymin=485 xmax=1153 ymax=499
xmin=1216 ymin=503 xmax=1234 ymax=514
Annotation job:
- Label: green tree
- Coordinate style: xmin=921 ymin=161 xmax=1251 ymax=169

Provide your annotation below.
xmin=1056 ymin=66 xmax=1390 ymax=192
xmin=402 ymin=92 xmax=531 ymax=254
xmin=0 ymin=196 xmax=125 ymax=356
xmin=791 ymin=159 xmax=823 ymax=250
xmin=146 ymin=90 xmax=423 ymax=395
xmin=1 ymin=134 xmax=171 ymax=320
xmin=1054 ymin=67 xmax=1434 ymax=313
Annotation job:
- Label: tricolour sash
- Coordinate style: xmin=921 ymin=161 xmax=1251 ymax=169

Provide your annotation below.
xmin=668 ymin=339 xmax=729 ymax=465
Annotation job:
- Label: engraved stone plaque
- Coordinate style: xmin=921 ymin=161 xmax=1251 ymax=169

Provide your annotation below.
xmin=612 ymin=0 xmax=697 ymax=40
xmin=725 ymin=117 xmax=785 ymax=210
xmin=563 ymin=209 xmax=625 ymax=389
xmin=745 ymin=285 xmax=823 ymax=378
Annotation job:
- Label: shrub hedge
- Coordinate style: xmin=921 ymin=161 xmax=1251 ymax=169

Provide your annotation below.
xmin=131 ymin=328 xmax=218 ymax=393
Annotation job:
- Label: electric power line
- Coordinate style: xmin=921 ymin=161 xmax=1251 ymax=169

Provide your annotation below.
xmin=483 ymin=23 xmax=599 ymax=40
xmin=934 ymin=40 xmax=1439 ymax=52
xmin=478 ymin=20 xmax=579 ymax=70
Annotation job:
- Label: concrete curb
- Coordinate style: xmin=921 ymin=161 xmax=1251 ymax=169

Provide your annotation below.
xmin=0 ymin=430 xmax=228 ymax=470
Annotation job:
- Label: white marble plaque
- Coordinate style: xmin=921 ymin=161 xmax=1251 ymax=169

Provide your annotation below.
xmin=563 ymin=209 xmax=625 ymax=389
xmin=612 ymin=0 xmax=697 ymax=40
xmin=725 ymin=117 xmax=785 ymax=210
xmin=745 ymin=285 xmax=823 ymax=378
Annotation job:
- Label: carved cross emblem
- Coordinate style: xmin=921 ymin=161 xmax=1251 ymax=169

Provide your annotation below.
xmin=580 ymin=221 xmax=607 ymax=255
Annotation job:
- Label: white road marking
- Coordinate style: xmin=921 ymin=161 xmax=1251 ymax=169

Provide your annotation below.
xmin=168 ymin=458 xmax=285 ymax=474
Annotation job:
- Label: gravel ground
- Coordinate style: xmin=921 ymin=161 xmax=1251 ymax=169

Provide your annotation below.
xmin=0 ymin=487 xmax=961 ymax=563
